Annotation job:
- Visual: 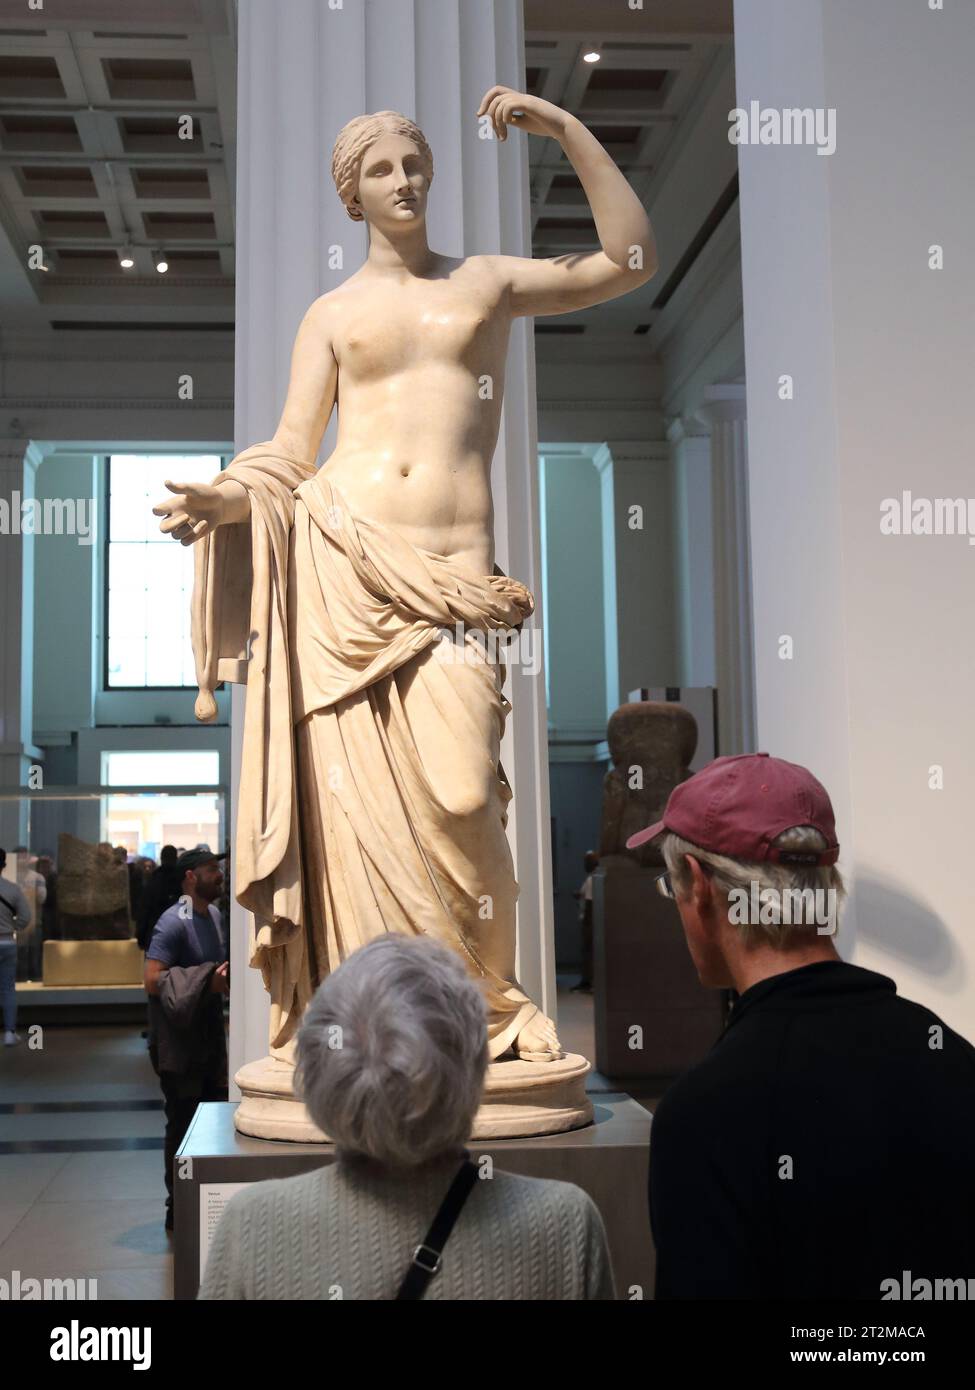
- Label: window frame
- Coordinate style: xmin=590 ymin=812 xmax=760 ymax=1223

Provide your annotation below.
xmin=102 ymin=451 xmax=228 ymax=692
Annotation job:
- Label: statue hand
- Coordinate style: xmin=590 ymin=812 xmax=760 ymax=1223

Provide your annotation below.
xmin=477 ymin=86 xmax=568 ymax=142
xmin=152 ymin=479 xmax=239 ymax=545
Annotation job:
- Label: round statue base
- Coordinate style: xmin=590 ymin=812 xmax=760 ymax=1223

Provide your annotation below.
xmin=233 ymin=1052 xmax=593 ymax=1142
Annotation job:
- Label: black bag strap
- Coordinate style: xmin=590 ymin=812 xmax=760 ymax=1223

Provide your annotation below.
xmin=395 ymin=1156 xmax=478 ymax=1300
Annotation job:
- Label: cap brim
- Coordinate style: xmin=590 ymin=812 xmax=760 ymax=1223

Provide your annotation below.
xmin=625 ymin=819 xmax=666 ymax=850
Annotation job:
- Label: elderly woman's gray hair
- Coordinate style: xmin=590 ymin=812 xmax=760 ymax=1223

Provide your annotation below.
xmin=295 ymin=935 xmax=488 ymax=1167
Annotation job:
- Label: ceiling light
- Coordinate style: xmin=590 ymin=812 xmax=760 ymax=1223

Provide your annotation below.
xmin=118 ymin=246 xmax=135 ymax=270
xmin=583 ymin=51 xmax=601 ymax=63
xmin=154 ymin=248 xmax=169 ymax=274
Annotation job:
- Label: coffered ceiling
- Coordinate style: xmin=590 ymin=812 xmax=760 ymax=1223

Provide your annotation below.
xmin=0 ymin=0 xmax=734 ymax=341
xmin=0 ymin=0 xmax=236 ymax=333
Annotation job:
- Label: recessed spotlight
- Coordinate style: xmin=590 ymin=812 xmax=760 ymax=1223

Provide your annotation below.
xmin=118 ymin=246 xmax=135 ymax=270
xmin=583 ymin=51 xmax=601 ymax=63
xmin=154 ymin=248 xmax=169 ymax=274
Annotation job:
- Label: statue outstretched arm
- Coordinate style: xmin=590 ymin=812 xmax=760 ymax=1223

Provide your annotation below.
xmin=477 ymin=86 xmax=658 ymax=317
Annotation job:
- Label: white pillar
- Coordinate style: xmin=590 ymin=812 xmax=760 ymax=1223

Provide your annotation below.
xmin=594 ymin=445 xmax=620 ymax=720
xmin=231 ymin=0 xmax=553 ymax=1078
xmin=599 ymin=442 xmax=679 ymax=702
xmin=698 ymin=386 xmax=755 ymax=755
xmin=667 ymin=414 xmax=714 ymax=690
xmin=0 ymin=444 xmax=43 ymax=848
xmin=734 ymin=0 xmax=975 ymax=1037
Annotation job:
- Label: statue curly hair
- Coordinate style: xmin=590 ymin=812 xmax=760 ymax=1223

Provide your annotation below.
xmin=330 ymin=111 xmax=434 ymax=222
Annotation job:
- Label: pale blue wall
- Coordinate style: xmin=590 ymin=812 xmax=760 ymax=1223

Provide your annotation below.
xmin=540 ymin=452 xmax=607 ymax=741
xmin=32 ymin=453 xmax=97 ymax=741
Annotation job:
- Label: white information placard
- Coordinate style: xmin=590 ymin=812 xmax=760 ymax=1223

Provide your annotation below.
xmin=199 ymin=1182 xmax=251 ymax=1279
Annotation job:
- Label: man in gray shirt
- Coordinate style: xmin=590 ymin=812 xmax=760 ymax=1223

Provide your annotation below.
xmin=0 ymin=847 xmax=32 ymax=1045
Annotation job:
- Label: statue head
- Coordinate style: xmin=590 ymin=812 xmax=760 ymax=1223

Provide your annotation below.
xmin=331 ymin=110 xmax=433 ymax=226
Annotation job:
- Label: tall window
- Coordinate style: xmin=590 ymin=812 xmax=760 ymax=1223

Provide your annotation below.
xmin=100 ymin=751 xmax=223 ymax=858
xmin=106 ymin=454 xmax=222 ymax=688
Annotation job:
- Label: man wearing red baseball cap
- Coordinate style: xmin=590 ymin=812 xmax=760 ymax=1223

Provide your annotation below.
xmin=633 ymin=753 xmax=975 ymax=1300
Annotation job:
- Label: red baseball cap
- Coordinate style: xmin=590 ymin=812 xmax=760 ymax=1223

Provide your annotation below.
xmin=625 ymin=752 xmax=840 ymax=866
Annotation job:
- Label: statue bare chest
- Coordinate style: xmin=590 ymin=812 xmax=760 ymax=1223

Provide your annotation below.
xmin=333 ymin=289 xmax=508 ymax=381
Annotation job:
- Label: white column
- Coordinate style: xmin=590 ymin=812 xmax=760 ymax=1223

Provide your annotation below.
xmin=600 ymin=442 xmax=679 ymax=701
xmin=0 ymin=443 xmax=43 ymax=848
xmin=734 ymin=0 xmax=975 ymax=1037
xmin=697 ymin=385 xmax=755 ymax=755
xmin=594 ymin=445 xmax=620 ymax=720
xmin=231 ymin=0 xmax=552 ymax=1077
xmin=667 ymin=414 xmax=714 ymax=689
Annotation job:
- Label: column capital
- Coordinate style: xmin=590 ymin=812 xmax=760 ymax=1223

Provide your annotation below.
xmin=666 ymin=413 xmax=710 ymax=445
xmin=0 ymin=439 xmax=46 ymax=484
xmin=696 ymin=382 xmax=747 ymax=429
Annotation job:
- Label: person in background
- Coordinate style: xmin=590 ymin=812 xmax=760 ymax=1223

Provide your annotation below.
xmin=199 ymin=935 xmax=614 ymax=1300
xmin=0 ymin=847 xmax=31 ymax=1045
xmin=127 ymin=854 xmax=145 ymax=930
xmin=570 ymin=850 xmax=599 ymax=993
xmin=12 ymin=846 xmax=46 ymax=981
xmin=144 ymin=849 xmax=229 ymax=1232
xmin=628 ymin=752 xmax=975 ymax=1300
xmin=35 ymin=854 xmax=58 ymax=947
xmin=137 ymin=845 xmax=181 ymax=951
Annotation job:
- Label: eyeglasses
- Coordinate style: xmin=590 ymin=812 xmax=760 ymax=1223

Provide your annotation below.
xmin=655 ymin=870 xmax=676 ymax=901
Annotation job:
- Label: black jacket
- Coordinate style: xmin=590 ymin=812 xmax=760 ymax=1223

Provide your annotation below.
xmin=649 ymin=960 xmax=975 ymax=1299
xmin=148 ymin=962 xmax=227 ymax=1081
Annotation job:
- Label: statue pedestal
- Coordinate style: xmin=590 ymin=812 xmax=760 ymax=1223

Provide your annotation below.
xmin=174 ymin=1094 xmax=652 ymax=1300
xmin=234 ymin=1052 xmax=594 ymax=1143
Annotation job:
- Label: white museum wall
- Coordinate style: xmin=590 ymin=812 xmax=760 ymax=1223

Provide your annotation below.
xmin=735 ymin=0 xmax=975 ymax=1040
xmin=2 ymin=329 xmax=233 ymax=445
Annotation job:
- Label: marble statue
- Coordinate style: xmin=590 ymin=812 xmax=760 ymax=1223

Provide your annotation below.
xmin=153 ymin=88 xmax=656 ymax=1091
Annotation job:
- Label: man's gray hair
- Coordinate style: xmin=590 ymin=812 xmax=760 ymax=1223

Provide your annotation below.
xmin=661 ymin=824 xmax=846 ymax=945
xmin=295 ymin=934 xmax=488 ymax=1167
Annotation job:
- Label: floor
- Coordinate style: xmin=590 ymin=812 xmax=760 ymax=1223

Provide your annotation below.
xmin=0 ymin=1020 xmax=172 ymax=1298
xmin=0 ymin=978 xmax=652 ymax=1301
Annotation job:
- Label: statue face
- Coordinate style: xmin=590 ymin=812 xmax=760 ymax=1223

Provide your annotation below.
xmin=354 ymin=132 xmax=430 ymax=230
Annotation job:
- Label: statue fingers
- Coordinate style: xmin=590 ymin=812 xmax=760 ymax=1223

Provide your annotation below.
xmin=158 ymin=510 xmax=190 ymax=535
xmin=180 ymin=519 xmax=210 ymax=546
xmin=485 ymin=93 xmax=508 ymax=140
xmin=477 ymin=84 xmax=513 ymax=116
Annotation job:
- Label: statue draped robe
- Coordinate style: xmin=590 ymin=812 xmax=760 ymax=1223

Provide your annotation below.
xmin=191 ymin=444 xmax=538 ymax=1060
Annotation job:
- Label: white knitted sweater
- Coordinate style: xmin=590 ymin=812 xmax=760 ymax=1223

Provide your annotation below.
xmin=198 ymin=1155 xmax=616 ymax=1300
